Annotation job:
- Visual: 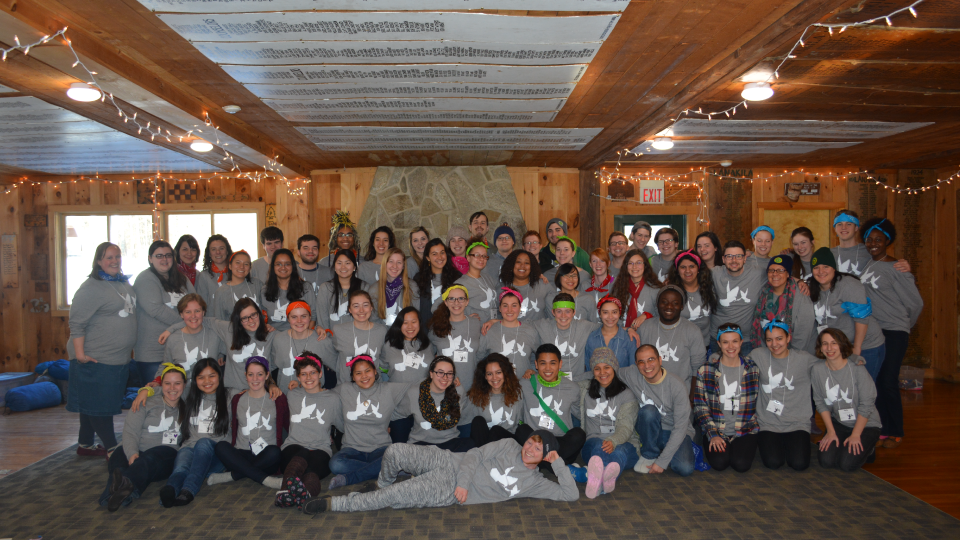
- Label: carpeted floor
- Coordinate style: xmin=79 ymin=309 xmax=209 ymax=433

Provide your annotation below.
xmin=1 ymin=441 xmax=957 ymax=540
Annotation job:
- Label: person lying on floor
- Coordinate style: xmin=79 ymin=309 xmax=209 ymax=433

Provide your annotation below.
xmin=302 ymin=430 xmax=578 ymax=515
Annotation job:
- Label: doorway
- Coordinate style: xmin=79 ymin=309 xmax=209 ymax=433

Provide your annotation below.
xmin=614 ymin=214 xmax=688 ymax=253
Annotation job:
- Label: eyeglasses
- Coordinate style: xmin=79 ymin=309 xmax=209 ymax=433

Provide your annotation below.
xmin=153 ymin=253 xmax=175 ymax=260
xmin=337 ymin=233 xmax=355 ymax=238
xmin=657 ymin=239 xmax=676 ymax=245
xmin=609 ymin=241 xmax=627 ymax=247
xmin=767 ymin=268 xmax=788 ymax=275
xmin=723 ymin=254 xmax=745 ymax=261
xmin=445 ymin=297 xmax=468 ymax=304
xmin=523 ymin=241 xmax=540 ymax=247
xmin=470 ymin=254 xmax=489 ymax=260
xmin=432 ymin=370 xmax=454 ymax=379
xmin=240 ymin=313 xmax=259 ymax=323
xmin=627 ymin=261 xmax=645 ymax=267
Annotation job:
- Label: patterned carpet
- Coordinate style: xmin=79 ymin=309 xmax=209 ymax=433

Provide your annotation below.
xmin=1 ymin=441 xmax=957 ymax=540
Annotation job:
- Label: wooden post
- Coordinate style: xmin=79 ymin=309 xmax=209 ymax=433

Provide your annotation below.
xmin=579 ymin=169 xmax=601 ymax=251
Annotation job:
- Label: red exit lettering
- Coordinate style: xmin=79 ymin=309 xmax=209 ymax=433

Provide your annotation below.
xmin=643 ymin=189 xmax=662 ymax=203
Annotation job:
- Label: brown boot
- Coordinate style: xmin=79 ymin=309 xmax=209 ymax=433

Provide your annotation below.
xmin=283 ymin=456 xmax=308 ymax=486
xmin=303 ymin=472 xmax=322 ymax=498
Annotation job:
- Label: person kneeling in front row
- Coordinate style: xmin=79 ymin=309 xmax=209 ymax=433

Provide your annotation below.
xmin=302 ymin=430 xmax=578 ymax=514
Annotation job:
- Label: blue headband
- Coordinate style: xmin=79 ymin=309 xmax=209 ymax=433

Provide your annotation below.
xmin=751 ymin=226 xmax=775 ymax=240
xmin=764 ymin=320 xmax=791 ymax=335
xmin=862 ymin=219 xmax=891 ymax=241
xmin=833 ymin=213 xmax=860 ymax=228
xmin=716 ymin=326 xmax=743 ymax=342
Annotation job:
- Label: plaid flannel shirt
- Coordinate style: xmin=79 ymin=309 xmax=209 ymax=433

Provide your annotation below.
xmin=694 ymin=356 xmax=760 ymax=440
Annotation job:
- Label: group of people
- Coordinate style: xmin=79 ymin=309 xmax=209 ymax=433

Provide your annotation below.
xmin=66 ymin=207 xmax=922 ymax=515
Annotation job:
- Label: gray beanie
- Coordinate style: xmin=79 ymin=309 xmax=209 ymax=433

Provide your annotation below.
xmin=447 ymin=225 xmax=470 ymax=242
xmin=529 ymin=429 xmax=560 ymax=461
xmin=590 ymin=347 xmax=619 ymax=371
xmin=546 ymin=217 xmax=568 ymax=236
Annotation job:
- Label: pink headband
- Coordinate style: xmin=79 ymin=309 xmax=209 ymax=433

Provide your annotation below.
xmin=346 ymin=355 xmax=373 ymax=369
xmin=597 ymin=295 xmax=622 ymax=315
xmin=675 ymin=250 xmax=702 ymax=268
xmin=498 ymin=287 xmax=524 ymax=304
xmin=295 ymin=355 xmax=324 ymax=374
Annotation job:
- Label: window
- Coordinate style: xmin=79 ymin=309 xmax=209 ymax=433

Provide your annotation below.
xmin=165 ymin=211 xmax=259 ymax=263
xmin=615 ymin=214 xmax=688 ymax=254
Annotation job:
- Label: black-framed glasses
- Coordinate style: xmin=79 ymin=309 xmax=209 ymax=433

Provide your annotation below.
xmin=432 ymin=370 xmax=454 ymax=379
xmin=240 ymin=313 xmax=259 ymax=323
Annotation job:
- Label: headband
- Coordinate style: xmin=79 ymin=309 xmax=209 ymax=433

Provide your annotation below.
xmin=228 ymin=250 xmax=249 ymax=263
xmin=556 ymin=235 xmax=578 ymax=252
xmin=286 ymin=300 xmax=312 ymax=316
xmin=245 ymin=355 xmax=270 ymax=372
xmin=160 ymin=362 xmax=187 ymax=379
xmin=763 ymin=319 xmax=791 ymax=335
xmin=863 ymin=219 xmax=891 ymax=240
xmin=466 ymin=241 xmax=489 ymax=256
xmin=295 ymin=355 xmax=325 ymax=375
xmin=553 ymin=300 xmax=576 ymax=310
xmin=597 ymin=296 xmax=622 ymax=315
xmin=441 ymin=285 xmax=469 ymax=301
xmin=716 ymin=326 xmax=743 ymax=342
xmin=675 ymin=250 xmax=701 ymax=268
xmin=498 ymin=287 xmax=523 ymax=304
xmin=346 ymin=354 xmax=374 ymax=369
xmin=751 ymin=226 xmax=775 ymax=240
xmin=657 ymin=284 xmax=687 ymax=303
xmin=833 ymin=213 xmax=860 ymax=228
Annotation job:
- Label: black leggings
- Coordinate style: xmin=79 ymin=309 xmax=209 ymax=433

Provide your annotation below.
xmin=877 ymin=330 xmax=908 ymax=437
xmin=470 ymin=416 xmax=515 ymax=448
xmin=514 ymin=424 xmax=586 ymax=470
xmin=758 ymin=430 xmax=811 ymax=471
xmin=214 ymin=441 xmax=281 ymax=483
xmin=818 ymin=418 xmax=881 ymax=472
xmin=79 ymin=414 xmax=118 ymax=449
xmin=279 ymin=445 xmax=331 ymax=480
xmin=706 ymin=433 xmax=758 ymax=473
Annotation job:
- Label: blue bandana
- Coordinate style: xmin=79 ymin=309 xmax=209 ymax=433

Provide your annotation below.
xmin=751 ymin=225 xmax=775 ymax=240
xmin=832 ymin=213 xmax=860 ymax=228
xmin=863 ymin=220 xmax=891 ymax=241
xmin=716 ymin=326 xmax=743 ymax=342
xmin=98 ymin=270 xmax=131 ymax=283
xmin=763 ymin=319 xmax=791 ymax=336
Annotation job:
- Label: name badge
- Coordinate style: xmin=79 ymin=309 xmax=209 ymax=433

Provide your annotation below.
xmin=839 ymin=408 xmax=857 ymax=422
xmin=453 ymin=350 xmax=469 ymax=363
xmin=251 ymin=437 xmax=268 ymax=455
xmin=537 ymin=414 xmax=555 ymax=430
xmin=766 ymin=399 xmax=784 ymax=416
xmin=162 ymin=430 xmax=179 ymax=445
xmin=198 ymin=419 xmax=214 ymax=434
xmin=601 ymin=425 xmax=616 ymax=434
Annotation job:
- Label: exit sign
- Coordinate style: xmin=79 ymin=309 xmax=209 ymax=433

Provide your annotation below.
xmin=640 ymin=180 xmax=665 ymax=204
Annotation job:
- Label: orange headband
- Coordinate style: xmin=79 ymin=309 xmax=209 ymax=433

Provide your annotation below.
xmin=286 ymin=300 xmax=312 ymax=316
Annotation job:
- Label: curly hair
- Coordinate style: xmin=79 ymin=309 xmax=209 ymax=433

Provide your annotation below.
xmin=609 ymin=249 xmax=662 ymax=309
xmin=202 ymin=234 xmax=232 ymax=276
xmin=499 ymin=249 xmax=543 ymax=289
xmin=467 ymin=353 xmax=522 ymax=409
xmin=665 ymin=253 xmax=718 ymax=312
xmin=414 ymin=238 xmax=462 ymax=294
xmin=815 ymin=328 xmax=854 ymax=360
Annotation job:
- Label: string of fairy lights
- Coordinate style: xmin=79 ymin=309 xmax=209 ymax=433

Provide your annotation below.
xmin=0 ymin=27 xmax=309 ymax=195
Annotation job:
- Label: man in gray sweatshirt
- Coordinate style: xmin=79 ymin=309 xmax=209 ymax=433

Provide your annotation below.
xmin=710 ymin=240 xmax=766 ymax=355
xmin=302 ymin=430 xmax=578 ymax=514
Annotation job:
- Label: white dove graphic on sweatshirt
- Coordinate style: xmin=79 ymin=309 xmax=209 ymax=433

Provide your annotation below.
xmin=487 ymin=403 xmax=514 ymax=428
xmin=687 ymin=301 xmax=709 ymax=321
xmin=395 ymin=348 xmax=427 ymax=372
xmin=520 ymin=297 xmax=539 ymax=318
xmin=148 ymin=410 xmax=177 ymax=433
xmin=271 ymin=298 xmax=289 ymax=322
xmin=528 ymin=389 xmax=565 ymax=418
xmin=824 ymin=379 xmax=840 ymax=406
xmin=860 ymin=269 xmax=880 ymax=289
xmin=165 ymin=291 xmax=186 ymax=310
xmin=640 ymin=390 xmax=665 ymax=416
xmin=721 ymin=374 xmax=739 ymax=411
xmin=192 ymin=401 xmax=214 ymax=427
xmin=586 ymin=399 xmax=607 ymax=418
xmin=490 ymin=466 xmax=520 ymax=497
xmin=430 ymin=281 xmax=442 ymax=303
xmin=291 ymin=397 xmax=317 ymax=423
xmin=329 ymin=300 xmax=348 ymax=322
xmin=719 ymin=282 xmax=741 ymax=308
xmin=283 ymin=346 xmax=297 ymax=377
xmin=762 ymin=366 xmax=795 ymax=394
xmin=346 ymin=393 xmax=382 ymax=421
xmin=259 ymin=413 xmax=273 ymax=431
xmin=478 ymin=282 xmax=496 ymax=310
xmin=241 ymin=407 xmax=260 ymax=436
xmin=838 ymin=257 xmax=860 ymax=276
xmin=656 ymin=337 xmax=679 ymax=363
xmin=814 ymin=304 xmax=837 ymax=327
xmin=353 ymin=336 xmax=378 ymax=360
xmin=232 ymin=342 xmax=256 ymax=363
xmin=182 ymin=341 xmax=200 ymax=372
xmin=117 ymin=293 xmax=136 ymax=317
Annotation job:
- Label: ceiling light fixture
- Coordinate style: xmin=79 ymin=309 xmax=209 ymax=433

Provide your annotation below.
xmin=741 ymin=82 xmax=774 ymax=101
xmin=66 ymin=82 xmax=101 ymax=102
xmin=223 ymin=105 xmax=241 ymax=114
xmin=651 ymin=137 xmax=674 ymax=150
xmin=190 ymin=140 xmax=213 ymax=152
xmin=719 ymin=160 xmax=733 ymax=167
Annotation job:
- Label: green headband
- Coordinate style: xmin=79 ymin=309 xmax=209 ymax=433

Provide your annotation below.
xmin=466 ymin=241 xmax=488 ymax=255
xmin=557 ymin=235 xmax=578 ymax=252
xmin=552 ymin=301 xmax=576 ymax=310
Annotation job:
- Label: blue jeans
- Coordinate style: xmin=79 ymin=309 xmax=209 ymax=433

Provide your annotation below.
xmin=329 ymin=446 xmax=388 ymax=486
xmin=135 ymin=361 xmax=161 ymax=388
xmin=99 ymin=446 xmax=177 ymax=507
xmin=581 ymin=437 xmax=639 ymax=478
xmin=634 ymin=404 xmax=695 ymax=476
xmin=860 ymin=343 xmax=886 ymax=382
xmin=166 ymin=438 xmax=225 ymax=496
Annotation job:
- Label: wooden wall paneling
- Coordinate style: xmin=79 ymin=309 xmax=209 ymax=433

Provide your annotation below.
xmin=506 ymin=168 xmax=540 ymax=236
xmin=275 ymin=180 xmax=313 ymax=257
xmin=709 ymin=175 xmax=753 ymax=246
xmin=0 ymin=190 xmax=21 ymax=372
xmin=579 ymin=170 xmax=601 ymax=251
xmin=956 ymin=181 xmax=960 ymax=376
xmin=339 ymin=168 xmax=377 ymax=237
xmin=310 ymin=171 xmax=343 ymax=256
xmin=537 ymin=171 xmax=581 ymax=246
xmin=932 ymin=169 xmax=959 ymax=378
xmin=21 ymin=184 xmax=53 ymax=371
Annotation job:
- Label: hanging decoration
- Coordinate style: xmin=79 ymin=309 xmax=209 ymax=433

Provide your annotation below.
xmin=0 ymin=28 xmax=308 ymax=194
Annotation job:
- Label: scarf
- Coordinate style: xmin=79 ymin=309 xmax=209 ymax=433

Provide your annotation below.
xmin=178 ymin=262 xmax=197 ymax=285
xmin=751 ymin=279 xmax=796 ymax=348
xmin=384 ymin=276 xmax=404 ymax=308
xmin=587 ymin=274 xmax=612 ymax=295
xmin=535 ymin=374 xmax=567 ymax=388
xmin=418 ymin=380 xmax=459 ymax=430
xmin=98 ymin=270 xmax=130 ymax=283
xmin=626 ymin=279 xmax=646 ymax=327
xmin=209 ymin=263 xmax=229 ymax=284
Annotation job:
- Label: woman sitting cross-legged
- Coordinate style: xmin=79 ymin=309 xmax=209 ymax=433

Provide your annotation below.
xmin=463 ymin=354 xmax=524 ymax=448
xmin=397 ymin=356 xmax=475 ymax=452
xmin=100 ymin=363 xmax=187 ymax=511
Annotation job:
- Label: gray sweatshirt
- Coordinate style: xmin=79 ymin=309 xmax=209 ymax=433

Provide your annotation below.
xmin=195 ymin=269 xmax=225 ymax=309
xmin=367 ymin=283 xmax=411 ymax=326
xmin=831 ymin=245 xmax=872 ymax=277
xmin=533 ymin=319 xmax=599 ymax=382
xmin=182 ymin=390 xmax=232 ymax=449
xmin=212 ymin=278 xmax=262 ymax=321
xmin=406 ymin=256 xmax=422 ymax=280
xmin=314 ymin=281 xmax=379 ymax=330
xmin=167 ymin=318 xmax=274 ymax=390
xmin=122 ymin=394 xmax=182 ymax=457
xmin=460 ymin=392 xmax=523 ymax=434
xmin=747 ymin=347 xmax=818 ymax=433
xmin=578 ymin=381 xmax=640 ymax=453
xmin=620 ymin=283 xmax=661 ymax=325
xmin=545 ymin=290 xmax=599 ymax=324
xmin=520 ymin=378 xmax=581 ymax=437
xmin=410 ymin=274 xmax=445 ymax=316
xmin=617 ymin=367 xmax=694 ymax=470
xmin=357 ymin=259 xmax=381 ymax=285
xmin=67 ymin=278 xmax=138 ymax=365
xmin=234 ymin=390 xmax=279 ymax=450
xmin=744 ymin=254 xmax=772 ymax=275
xmin=334 ymin=381 xmax=407 ymax=452
xmin=478 ymin=323 xmax=540 ymax=378
xmin=456 ymin=438 xmax=579 ymax=504
xmin=753 ymin=289 xmax=818 ymax=355
xmin=454 ymin=273 xmax=501 ymax=323
xmin=481 ymin=251 xmax=509 ymax=285
xmin=859 ymin=260 xmax=923 ymax=333
xmin=382 ymin=340 xmax=436 ymax=384
xmin=283 ymin=387 xmax=343 ymax=454
xmin=271 ymin=330 xmax=337 ymax=393
xmin=710 ymin=265 xmax=767 ymax=343
xmin=811 ymin=358 xmax=881 ymax=430
xmin=650 ymin=254 xmax=677 ymax=284
xmin=399 ymin=383 xmax=465 ymax=445
xmin=680 ymin=288 xmax=713 ymax=346
xmin=260 ymin=283 xmax=317 ymax=332
xmin=502 ymin=281 xmax=552 ymax=322
xmin=163 ymin=326 xmax=225 ymax=375
xmin=134 ymin=270 xmax=196 ymax=364
xmin=330 ymin=321 xmax=389 ymax=385
xmin=639 ymin=318 xmax=707 ymax=389
xmin=250 ymin=256 xmax=270 ymax=285
xmin=542 ymin=266 xmax=591 ymax=294
xmin=813 ymin=276 xmax=885 ymax=350
xmin=428 ymin=318 xmax=482 ymax=392
xmin=299 ymin=264 xmax=333 ymax=297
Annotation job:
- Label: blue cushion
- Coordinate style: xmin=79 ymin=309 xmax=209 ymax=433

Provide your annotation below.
xmin=4 ymin=382 xmax=62 ymax=412
xmin=35 ymin=360 xmax=70 ymax=381
xmin=121 ymin=387 xmax=141 ymax=410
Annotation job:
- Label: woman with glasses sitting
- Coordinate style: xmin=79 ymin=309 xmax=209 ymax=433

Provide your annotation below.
xmin=397 ymin=356 xmax=474 ymax=452
xmin=750 ymin=255 xmax=817 ymax=354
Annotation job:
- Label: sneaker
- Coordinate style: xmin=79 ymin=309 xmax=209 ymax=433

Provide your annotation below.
xmin=206 ymin=472 xmax=235 ymax=486
xmin=327 ymin=474 xmax=347 ymax=491
xmin=77 ymin=444 xmax=107 ymax=457
xmin=875 ymin=437 xmax=886 ymax=448
xmin=585 ymin=456 xmax=604 ymax=499
xmin=159 ymin=485 xmax=177 ymax=508
xmin=602 ymin=462 xmax=621 ymax=494
xmin=302 ymin=495 xmax=331 ymax=516
xmin=634 ymin=457 xmax=656 ymax=474
xmin=882 ymin=437 xmax=903 ymax=449
xmin=567 ymin=463 xmax=587 ymax=483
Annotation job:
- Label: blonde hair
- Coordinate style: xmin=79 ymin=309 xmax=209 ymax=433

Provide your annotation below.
xmin=376 ymin=247 xmax=412 ymax=319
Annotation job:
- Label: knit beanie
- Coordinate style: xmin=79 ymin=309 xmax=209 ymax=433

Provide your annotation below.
xmin=546 ymin=218 xmax=568 ymax=236
xmin=590 ymin=347 xmax=619 ymax=372
xmin=529 ymin=430 xmax=560 ymax=461
xmin=768 ymin=254 xmax=794 ymax=274
xmin=811 ymin=247 xmax=837 ymax=271
xmin=447 ymin=225 xmax=470 ymax=242
xmin=494 ymin=225 xmax=515 ymax=243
